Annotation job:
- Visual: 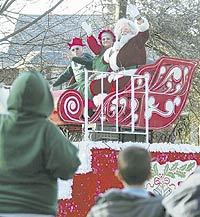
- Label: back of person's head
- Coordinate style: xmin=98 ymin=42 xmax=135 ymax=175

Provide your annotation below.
xmin=118 ymin=146 xmax=151 ymax=185
xmin=7 ymin=71 xmax=54 ymax=117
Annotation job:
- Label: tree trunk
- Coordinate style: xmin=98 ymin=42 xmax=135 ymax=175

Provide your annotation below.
xmin=115 ymin=0 xmax=128 ymax=20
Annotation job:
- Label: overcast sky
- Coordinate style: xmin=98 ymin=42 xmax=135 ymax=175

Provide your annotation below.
xmin=0 ymin=0 xmax=101 ymax=52
xmin=11 ymin=0 xmax=95 ymax=15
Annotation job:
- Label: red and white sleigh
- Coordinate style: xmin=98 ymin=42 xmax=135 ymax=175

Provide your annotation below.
xmin=50 ymin=56 xmax=198 ymax=130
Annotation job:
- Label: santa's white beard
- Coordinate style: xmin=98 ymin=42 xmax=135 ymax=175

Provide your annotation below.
xmin=103 ymin=32 xmax=137 ymax=71
xmin=114 ymin=32 xmax=135 ymax=51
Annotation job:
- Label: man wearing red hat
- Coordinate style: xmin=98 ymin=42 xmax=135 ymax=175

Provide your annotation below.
xmin=81 ymin=22 xmax=115 ymax=72
xmin=53 ymin=37 xmax=93 ymax=99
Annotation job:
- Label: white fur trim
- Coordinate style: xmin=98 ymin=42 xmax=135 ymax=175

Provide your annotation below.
xmin=137 ymin=17 xmax=149 ymax=32
xmin=103 ymin=48 xmax=112 ymax=63
xmin=117 ymin=33 xmax=135 ymax=49
xmin=109 ymin=51 xmax=119 ymax=71
xmin=113 ymin=41 xmax=121 ymax=51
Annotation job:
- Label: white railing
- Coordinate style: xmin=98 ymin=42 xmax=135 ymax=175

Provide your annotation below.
xmin=84 ymin=69 xmax=150 ymax=144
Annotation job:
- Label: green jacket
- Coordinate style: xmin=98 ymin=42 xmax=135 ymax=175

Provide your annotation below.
xmin=53 ymin=53 xmax=93 ymax=98
xmin=92 ymin=52 xmax=110 ymax=72
xmin=0 ymin=71 xmax=80 ymax=215
xmin=53 ymin=53 xmax=93 ymax=87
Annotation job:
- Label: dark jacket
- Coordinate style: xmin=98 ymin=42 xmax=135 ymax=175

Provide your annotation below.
xmin=87 ymin=188 xmax=165 ymax=217
xmin=53 ymin=53 xmax=93 ymax=87
xmin=0 ymin=71 xmax=81 ymax=215
xmin=163 ymin=172 xmax=200 ymax=217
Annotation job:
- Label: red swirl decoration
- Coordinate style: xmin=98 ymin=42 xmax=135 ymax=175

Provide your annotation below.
xmin=57 ymin=89 xmax=84 ymax=123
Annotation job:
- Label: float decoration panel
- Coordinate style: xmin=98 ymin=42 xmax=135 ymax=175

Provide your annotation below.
xmin=57 ymin=142 xmax=200 ymax=217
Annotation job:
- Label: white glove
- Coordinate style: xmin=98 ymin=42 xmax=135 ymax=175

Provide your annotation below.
xmin=108 ymin=74 xmax=115 ymax=83
xmin=93 ymin=93 xmax=107 ymax=107
xmin=81 ymin=22 xmax=93 ymax=36
xmin=127 ymin=4 xmax=140 ymax=19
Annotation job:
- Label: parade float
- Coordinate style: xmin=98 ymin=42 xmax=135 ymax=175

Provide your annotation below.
xmin=48 ymin=56 xmax=200 ymax=216
xmin=51 ymin=56 xmax=198 ymax=131
xmin=0 ymin=56 xmax=199 ymax=217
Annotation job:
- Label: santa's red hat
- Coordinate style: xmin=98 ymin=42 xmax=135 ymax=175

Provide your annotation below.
xmin=67 ymin=37 xmax=85 ymax=49
xmin=98 ymin=29 xmax=116 ymax=44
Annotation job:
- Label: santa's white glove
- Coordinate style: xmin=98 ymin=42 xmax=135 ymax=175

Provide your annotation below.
xmin=81 ymin=22 xmax=93 ymax=36
xmin=108 ymin=74 xmax=115 ymax=83
xmin=93 ymin=93 xmax=107 ymax=107
xmin=127 ymin=4 xmax=140 ymax=19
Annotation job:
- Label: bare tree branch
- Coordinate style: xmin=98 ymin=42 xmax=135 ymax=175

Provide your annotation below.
xmin=0 ymin=0 xmax=65 ymax=43
xmin=0 ymin=0 xmax=16 ymax=15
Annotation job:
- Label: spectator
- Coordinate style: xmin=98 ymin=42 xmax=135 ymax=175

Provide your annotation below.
xmin=163 ymin=167 xmax=200 ymax=217
xmin=87 ymin=146 xmax=165 ymax=217
xmin=0 ymin=71 xmax=81 ymax=216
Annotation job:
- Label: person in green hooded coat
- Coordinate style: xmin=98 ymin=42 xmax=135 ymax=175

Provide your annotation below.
xmin=0 ymin=71 xmax=81 ymax=216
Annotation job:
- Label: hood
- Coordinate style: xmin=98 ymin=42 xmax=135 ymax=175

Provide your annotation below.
xmin=163 ymin=172 xmax=200 ymax=217
xmin=97 ymin=188 xmax=163 ymax=204
xmin=7 ymin=71 xmax=54 ymax=117
xmin=92 ymin=189 xmax=165 ymax=217
xmin=97 ymin=189 xmax=133 ymax=202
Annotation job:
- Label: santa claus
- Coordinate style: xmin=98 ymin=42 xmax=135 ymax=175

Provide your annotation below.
xmin=104 ymin=4 xmax=149 ymax=71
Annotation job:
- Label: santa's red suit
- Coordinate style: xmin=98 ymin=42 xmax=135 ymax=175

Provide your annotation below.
xmin=104 ymin=17 xmax=149 ymax=71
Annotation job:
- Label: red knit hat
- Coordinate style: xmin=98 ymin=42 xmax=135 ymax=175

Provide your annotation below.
xmin=98 ymin=29 xmax=116 ymax=44
xmin=67 ymin=37 xmax=85 ymax=49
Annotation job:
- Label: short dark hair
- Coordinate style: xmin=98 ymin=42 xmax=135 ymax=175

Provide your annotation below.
xmin=118 ymin=146 xmax=151 ymax=185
